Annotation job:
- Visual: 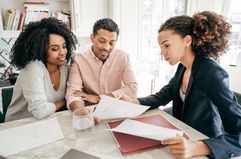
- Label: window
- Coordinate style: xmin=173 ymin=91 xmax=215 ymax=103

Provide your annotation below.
xmin=220 ymin=0 xmax=241 ymax=66
xmin=136 ymin=0 xmax=186 ymax=96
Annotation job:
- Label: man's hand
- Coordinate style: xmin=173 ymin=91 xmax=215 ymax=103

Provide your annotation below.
xmin=161 ymin=135 xmax=211 ymax=159
xmin=74 ymin=91 xmax=100 ymax=104
xmin=104 ymin=93 xmax=114 ymax=97
xmin=80 ymin=107 xmax=101 ymax=125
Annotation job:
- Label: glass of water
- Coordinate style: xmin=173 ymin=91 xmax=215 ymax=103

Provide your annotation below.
xmin=72 ymin=107 xmax=94 ymax=138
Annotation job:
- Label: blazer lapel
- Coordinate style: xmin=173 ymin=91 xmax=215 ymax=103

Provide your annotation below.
xmin=182 ymin=73 xmax=193 ymax=106
xmin=172 ymin=64 xmax=185 ymax=119
xmin=173 ymin=64 xmax=185 ymax=101
xmin=181 ymin=56 xmax=202 ymax=119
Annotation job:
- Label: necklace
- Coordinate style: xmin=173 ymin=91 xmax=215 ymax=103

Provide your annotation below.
xmin=48 ymin=66 xmax=60 ymax=88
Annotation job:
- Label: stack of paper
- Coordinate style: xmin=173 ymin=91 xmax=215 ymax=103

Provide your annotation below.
xmin=0 ymin=118 xmax=64 ymax=156
xmin=93 ymin=95 xmax=150 ymax=120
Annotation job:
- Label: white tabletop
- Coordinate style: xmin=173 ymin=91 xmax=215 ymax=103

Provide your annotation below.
xmin=0 ymin=108 xmax=208 ymax=159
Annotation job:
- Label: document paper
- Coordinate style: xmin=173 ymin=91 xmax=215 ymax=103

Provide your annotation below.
xmin=94 ymin=95 xmax=150 ymax=120
xmin=0 ymin=118 xmax=64 ymax=156
xmin=108 ymin=119 xmax=184 ymax=141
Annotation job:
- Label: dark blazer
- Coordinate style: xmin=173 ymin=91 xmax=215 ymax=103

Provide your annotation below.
xmin=138 ymin=56 xmax=241 ymax=159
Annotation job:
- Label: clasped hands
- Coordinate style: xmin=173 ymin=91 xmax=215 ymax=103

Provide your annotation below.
xmin=73 ymin=91 xmax=115 ymax=104
xmin=73 ymin=91 xmax=101 ymax=104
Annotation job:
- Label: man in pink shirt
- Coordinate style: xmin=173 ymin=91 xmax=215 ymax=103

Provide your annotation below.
xmin=66 ymin=18 xmax=137 ymax=111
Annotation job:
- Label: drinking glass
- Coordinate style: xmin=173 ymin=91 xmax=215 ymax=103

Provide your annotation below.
xmin=72 ymin=107 xmax=94 ymax=138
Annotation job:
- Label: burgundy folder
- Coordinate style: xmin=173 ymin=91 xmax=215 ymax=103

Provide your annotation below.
xmin=107 ymin=114 xmax=188 ymax=154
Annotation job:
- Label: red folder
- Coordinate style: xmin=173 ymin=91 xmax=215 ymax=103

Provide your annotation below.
xmin=107 ymin=114 xmax=188 ymax=154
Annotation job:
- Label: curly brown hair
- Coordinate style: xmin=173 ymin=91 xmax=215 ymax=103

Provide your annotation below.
xmin=158 ymin=11 xmax=231 ymax=60
xmin=10 ymin=17 xmax=78 ymax=69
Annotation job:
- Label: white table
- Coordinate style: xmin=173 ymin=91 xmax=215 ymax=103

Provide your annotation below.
xmin=0 ymin=109 xmax=208 ymax=159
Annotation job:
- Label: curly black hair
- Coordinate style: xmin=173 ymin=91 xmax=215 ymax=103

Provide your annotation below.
xmin=93 ymin=18 xmax=119 ymax=37
xmin=158 ymin=11 xmax=231 ymax=60
xmin=10 ymin=17 xmax=78 ymax=69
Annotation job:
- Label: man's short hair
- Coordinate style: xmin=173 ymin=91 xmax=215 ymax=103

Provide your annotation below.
xmin=93 ymin=18 xmax=119 ymax=36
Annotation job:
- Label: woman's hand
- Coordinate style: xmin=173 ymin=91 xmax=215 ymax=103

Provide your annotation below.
xmin=161 ymin=135 xmax=211 ymax=159
xmin=55 ymin=99 xmax=66 ymax=111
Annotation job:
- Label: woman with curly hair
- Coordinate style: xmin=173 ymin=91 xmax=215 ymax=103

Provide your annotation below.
xmin=5 ymin=17 xmax=77 ymax=121
xmin=123 ymin=11 xmax=241 ymax=158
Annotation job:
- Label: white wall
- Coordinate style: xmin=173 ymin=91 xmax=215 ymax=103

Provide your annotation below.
xmin=118 ymin=0 xmax=140 ymax=58
xmin=224 ymin=66 xmax=241 ymax=93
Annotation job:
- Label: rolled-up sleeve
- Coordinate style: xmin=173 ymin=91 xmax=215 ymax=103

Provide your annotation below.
xmin=65 ymin=56 xmax=85 ymax=109
xmin=111 ymin=53 xmax=137 ymax=98
xmin=21 ymin=63 xmax=56 ymax=119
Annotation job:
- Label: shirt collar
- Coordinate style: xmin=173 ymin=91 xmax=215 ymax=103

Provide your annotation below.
xmin=90 ymin=48 xmax=101 ymax=62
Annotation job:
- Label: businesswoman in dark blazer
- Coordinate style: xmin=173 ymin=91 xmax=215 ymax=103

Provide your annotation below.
xmin=123 ymin=11 xmax=241 ymax=159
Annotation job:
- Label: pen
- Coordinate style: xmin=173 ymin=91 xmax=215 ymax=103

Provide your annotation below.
xmin=93 ymin=106 xmax=96 ymax=112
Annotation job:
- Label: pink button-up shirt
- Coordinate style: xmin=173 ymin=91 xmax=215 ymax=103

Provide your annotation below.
xmin=65 ymin=48 xmax=137 ymax=107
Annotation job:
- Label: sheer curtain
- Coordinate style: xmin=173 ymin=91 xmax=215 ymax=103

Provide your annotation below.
xmin=132 ymin=0 xmax=241 ymax=96
xmin=136 ymin=0 xmax=187 ymax=96
xmin=220 ymin=0 xmax=241 ymax=66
